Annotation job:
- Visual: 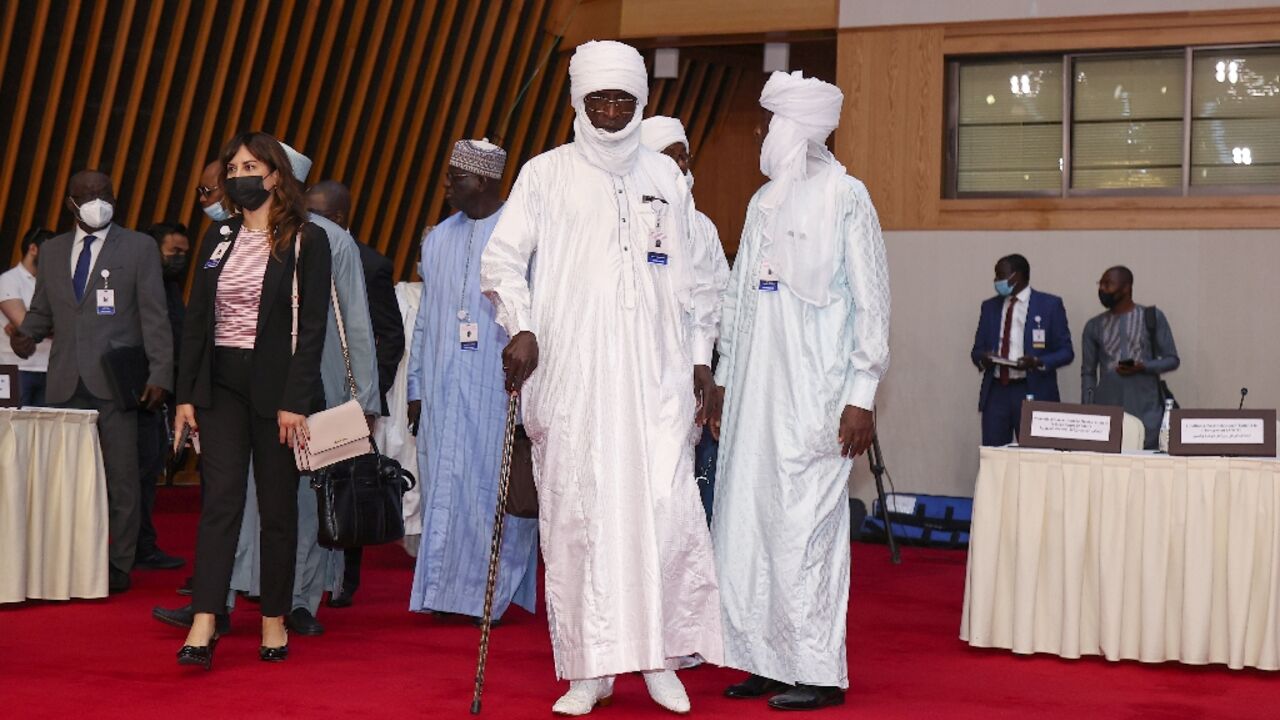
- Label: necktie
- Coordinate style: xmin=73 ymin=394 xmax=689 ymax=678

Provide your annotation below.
xmin=998 ymin=295 xmax=1017 ymax=385
xmin=73 ymin=235 xmax=96 ymax=302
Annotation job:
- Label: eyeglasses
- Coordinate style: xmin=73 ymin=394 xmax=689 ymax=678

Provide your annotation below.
xmin=196 ymin=185 xmax=217 ymax=199
xmin=584 ymin=94 xmax=638 ymax=112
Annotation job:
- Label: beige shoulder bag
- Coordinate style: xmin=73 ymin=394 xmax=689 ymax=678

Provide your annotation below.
xmin=290 ymin=235 xmax=373 ymax=472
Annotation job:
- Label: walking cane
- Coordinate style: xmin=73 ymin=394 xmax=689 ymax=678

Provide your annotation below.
xmin=470 ymin=393 xmax=520 ymax=714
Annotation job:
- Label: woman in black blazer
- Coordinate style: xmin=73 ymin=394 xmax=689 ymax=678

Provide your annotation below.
xmin=173 ymin=132 xmax=330 ymax=669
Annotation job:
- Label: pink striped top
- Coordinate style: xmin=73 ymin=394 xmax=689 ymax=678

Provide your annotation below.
xmin=214 ymin=228 xmax=272 ymax=349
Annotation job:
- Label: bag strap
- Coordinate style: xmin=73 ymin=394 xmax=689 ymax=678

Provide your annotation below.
xmin=291 ymin=234 xmax=300 ymax=354
xmin=289 ymin=230 xmax=359 ymax=403
xmin=1143 ymin=305 xmax=1160 ymax=365
xmin=329 ymin=276 xmax=359 ymax=401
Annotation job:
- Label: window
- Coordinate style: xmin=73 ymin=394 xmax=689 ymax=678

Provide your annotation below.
xmin=954 ymin=58 xmax=1062 ymax=194
xmin=946 ymin=44 xmax=1280 ymax=197
xmin=1191 ymin=48 xmax=1280 ymax=188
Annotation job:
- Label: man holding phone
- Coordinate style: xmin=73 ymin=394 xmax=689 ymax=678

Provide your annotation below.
xmin=1081 ymin=265 xmax=1180 ymax=449
xmin=971 ymin=254 xmax=1074 ymax=446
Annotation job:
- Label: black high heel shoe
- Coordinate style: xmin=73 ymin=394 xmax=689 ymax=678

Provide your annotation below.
xmin=176 ymin=635 xmax=220 ymax=671
xmin=259 ymin=643 xmax=289 ymax=662
xmin=259 ymin=628 xmax=289 ymax=662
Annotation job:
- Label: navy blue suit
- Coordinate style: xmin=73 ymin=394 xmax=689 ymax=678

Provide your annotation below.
xmin=971 ymin=289 xmax=1073 ymax=446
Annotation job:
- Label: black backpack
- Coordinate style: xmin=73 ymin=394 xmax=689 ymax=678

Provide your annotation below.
xmin=1144 ymin=305 xmax=1178 ymax=409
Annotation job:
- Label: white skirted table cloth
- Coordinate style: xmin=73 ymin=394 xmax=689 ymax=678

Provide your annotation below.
xmin=961 ymin=446 xmax=1280 ymax=670
xmin=0 ymin=408 xmax=107 ymax=603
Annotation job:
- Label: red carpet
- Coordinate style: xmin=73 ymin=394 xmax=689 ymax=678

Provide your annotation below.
xmin=2 ymin=487 xmax=1277 ymax=720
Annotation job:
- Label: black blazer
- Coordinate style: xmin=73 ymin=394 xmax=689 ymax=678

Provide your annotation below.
xmin=355 ymin=240 xmax=405 ymax=415
xmin=176 ymin=218 xmax=331 ymax=418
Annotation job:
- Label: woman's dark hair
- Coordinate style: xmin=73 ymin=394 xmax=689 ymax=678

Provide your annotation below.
xmin=20 ymin=227 xmax=54 ymax=255
xmin=217 ymin=131 xmax=307 ymax=257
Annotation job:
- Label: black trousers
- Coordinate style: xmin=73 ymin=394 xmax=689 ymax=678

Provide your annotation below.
xmin=59 ymin=381 xmax=139 ymax=574
xmin=135 ymin=408 xmax=166 ymax=557
xmin=191 ymin=348 xmax=299 ymax=617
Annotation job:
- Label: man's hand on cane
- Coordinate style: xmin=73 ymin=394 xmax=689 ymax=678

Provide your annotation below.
xmin=502 ymin=331 xmax=539 ymax=394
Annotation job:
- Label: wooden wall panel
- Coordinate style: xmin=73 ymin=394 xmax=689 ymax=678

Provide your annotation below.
xmin=0 ymin=0 xmax=742 ymax=283
xmin=835 ymin=9 xmax=1280 ymax=231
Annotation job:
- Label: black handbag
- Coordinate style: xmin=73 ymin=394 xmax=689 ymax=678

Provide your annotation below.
xmin=506 ymin=426 xmax=538 ymax=519
xmin=310 ymin=442 xmax=416 ymax=549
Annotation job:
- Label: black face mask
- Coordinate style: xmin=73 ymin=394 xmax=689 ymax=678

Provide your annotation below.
xmin=163 ymin=254 xmax=188 ymax=279
xmin=224 ymin=175 xmax=271 ymax=211
xmin=1098 ymin=290 xmax=1120 ymax=309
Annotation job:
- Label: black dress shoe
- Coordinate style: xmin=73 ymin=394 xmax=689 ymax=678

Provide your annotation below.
xmin=725 ymin=674 xmax=792 ymax=699
xmin=766 ymin=684 xmax=845 ymax=711
xmin=286 ymin=607 xmax=325 ymax=636
xmin=177 ymin=576 xmax=193 ymax=596
xmin=327 ymin=589 xmax=356 ymax=608
xmin=135 ymin=548 xmax=186 ymax=570
xmin=176 ymin=635 xmax=220 ymax=671
xmin=109 ymin=568 xmax=132 ymax=594
xmin=153 ymin=604 xmax=231 ymax=635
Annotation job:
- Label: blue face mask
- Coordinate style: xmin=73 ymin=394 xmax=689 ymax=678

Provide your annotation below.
xmin=994 ymin=275 xmax=1017 ymax=297
xmin=202 ymin=202 xmax=232 ymax=222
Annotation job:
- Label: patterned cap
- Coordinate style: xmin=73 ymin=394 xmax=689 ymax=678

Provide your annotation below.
xmin=449 ymin=139 xmax=507 ymax=180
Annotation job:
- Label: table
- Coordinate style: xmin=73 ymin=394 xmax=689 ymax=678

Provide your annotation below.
xmin=0 ymin=408 xmax=108 ymax=603
xmin=961 ymin=446 xmax=1280 ymax=670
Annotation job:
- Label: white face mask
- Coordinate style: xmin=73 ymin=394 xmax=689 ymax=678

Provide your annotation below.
xmin=202 ymin=202 xmax=232 ymax=222
xmin=75 ymin=198 xmax=114 ymax=229
xmin=685 ymin=171 xmax=695 ymax=192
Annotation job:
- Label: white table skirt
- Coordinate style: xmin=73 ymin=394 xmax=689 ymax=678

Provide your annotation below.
xmin=0 ymin=407 xmax=107 ymax=603
xmin=961 ymin=446 xmax=1280 ymax=670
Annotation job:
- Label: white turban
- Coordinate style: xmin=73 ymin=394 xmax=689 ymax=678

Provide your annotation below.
xmin=568 ymin=40 xmax=649 ymax=176
xmin=759 ymin=71 xmax=843 ymax=182
xmin=280 ymin=141 xmax=313 ymax=183
xmin=641 ymin=115 xmax=695 ymax=191
xmin=640 ymin=116 xmax=688 ymax=153
xmin=757 ymin=71 xmax=847 ymax=307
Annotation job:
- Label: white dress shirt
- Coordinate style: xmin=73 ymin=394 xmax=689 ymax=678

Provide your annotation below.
xmin=997 ymin=285 xmax=1032 ymax=380
xmin=0 ymin=263 xmax=50 ymax=372
xmin=70 ymin=224 xmax=112 ymax=278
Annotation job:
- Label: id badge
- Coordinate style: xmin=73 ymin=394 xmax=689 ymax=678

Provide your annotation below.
xmin=758 ymin=261 xmax=779 ymax=292
xmin=96 ymin=289 xmax=116 ymax=316
xmin=204 ymin=241 xmax=232 ymax=269
xmin=459 ymin=322 xmax=478 ymax=351
xmin=1032 ymin=328 xmax=1047 ymax=348
xmin=647 ymin=230 xmax=668 ymax=265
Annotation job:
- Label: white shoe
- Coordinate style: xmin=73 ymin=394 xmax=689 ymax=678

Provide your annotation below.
xmin=673 ymin=654 xmax=703 ymax=670
xmin=643 ymin=669 xmax=691 ymax=714
xmin=552 ymin=677 xmax=615 ymax=716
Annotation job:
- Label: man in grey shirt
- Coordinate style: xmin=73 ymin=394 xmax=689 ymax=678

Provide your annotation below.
xmin=1081 ymin=265 xmax=1180 ymax=449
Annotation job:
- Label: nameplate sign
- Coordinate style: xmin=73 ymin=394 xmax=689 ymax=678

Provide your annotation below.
xmin=0 ymin=364 xmax=17 ymax=408
xmin=1019 ymin=401 xmax=1123 ymax=453
xmin=1169 ymin=409 xmax=1276 ymax=457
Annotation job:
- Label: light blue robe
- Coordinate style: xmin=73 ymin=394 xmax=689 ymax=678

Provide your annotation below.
xmin=407 ymin=208 xmax=538 ymax=619
xmin=712 ymin=175 xmax=891 ymax=689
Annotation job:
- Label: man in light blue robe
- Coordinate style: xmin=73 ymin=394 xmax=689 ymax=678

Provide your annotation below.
xmin=711 ymin=72 xmax=891 ymax=712
xmin=407 ymin=140 xmax=537 ymax=621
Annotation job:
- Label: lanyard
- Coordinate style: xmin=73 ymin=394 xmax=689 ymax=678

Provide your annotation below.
xmin=456 ymin=220 xmax=478 ymax=321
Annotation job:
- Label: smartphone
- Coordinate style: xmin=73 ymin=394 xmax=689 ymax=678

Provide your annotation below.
xmin=1119 ymin=358 xmax=1136 ymax=367
xmin=173 ymin=423 xmax=190 ymax=455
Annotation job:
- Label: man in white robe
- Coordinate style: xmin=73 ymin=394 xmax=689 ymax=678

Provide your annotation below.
xmin=711 ymin=71 xmax=891 ymax=711
xmin=640 ymin=116 xmax=730 ymax=522
xmin=480 ymin=40 xmax=724 ymax=716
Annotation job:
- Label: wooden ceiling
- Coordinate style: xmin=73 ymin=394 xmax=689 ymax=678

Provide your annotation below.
xmin=0 ymin=0 xmax=741 ymax=282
